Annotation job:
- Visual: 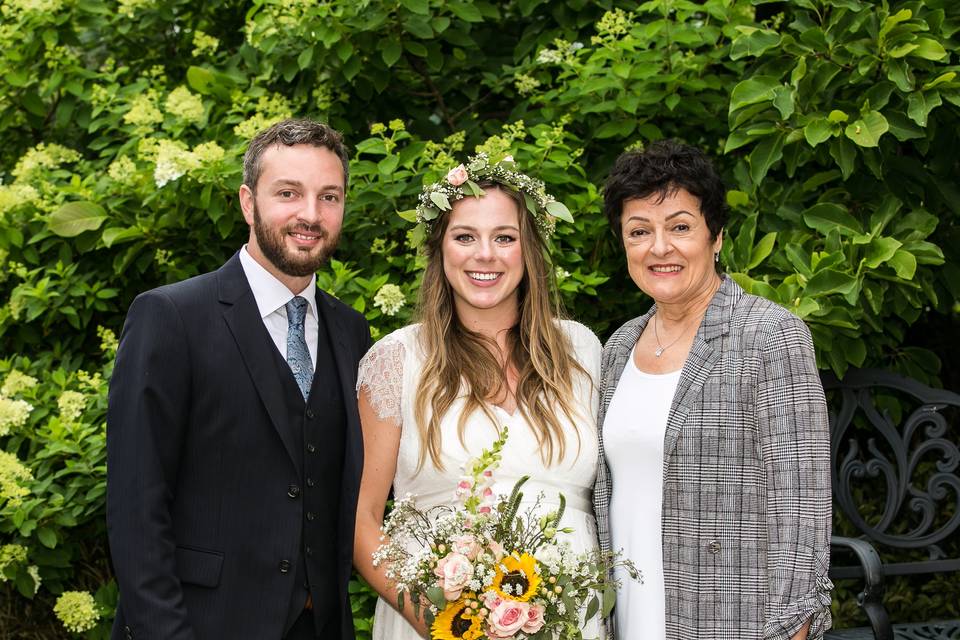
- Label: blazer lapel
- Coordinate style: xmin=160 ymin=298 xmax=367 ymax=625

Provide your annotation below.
xmin=218 ymin=254 xmax=302 ymax=474
xmin=313 ymin=289 xmax=354 ymax=411
xmin=662 ymin=276 xmax=739 ymax=467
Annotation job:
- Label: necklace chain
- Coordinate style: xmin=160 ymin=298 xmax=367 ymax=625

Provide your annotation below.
xmin=652 ymin=313 xmax=694 ymax=357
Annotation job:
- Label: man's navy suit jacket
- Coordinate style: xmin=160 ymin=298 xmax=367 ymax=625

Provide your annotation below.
xmin=106 ymin=253 xmax=369 ymax=639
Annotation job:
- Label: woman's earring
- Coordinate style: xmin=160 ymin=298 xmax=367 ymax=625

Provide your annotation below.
xmin=714 ymin=252 xmax=719 ymax=263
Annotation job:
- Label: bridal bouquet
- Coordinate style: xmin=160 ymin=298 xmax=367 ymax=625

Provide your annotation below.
xmin=373 ymin=428 xmax=637 ymax=640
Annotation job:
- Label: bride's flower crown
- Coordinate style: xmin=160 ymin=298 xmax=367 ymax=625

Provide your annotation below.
xmin=408 ymin=153 xmax=573 ymax=239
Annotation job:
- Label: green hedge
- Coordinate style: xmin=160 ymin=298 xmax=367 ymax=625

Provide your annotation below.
xmin=1 ymin=0 xmax=958 ymax=635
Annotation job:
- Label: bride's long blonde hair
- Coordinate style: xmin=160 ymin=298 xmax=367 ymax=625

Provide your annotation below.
xmin=413 ymin=183 xmax=589 ymax=471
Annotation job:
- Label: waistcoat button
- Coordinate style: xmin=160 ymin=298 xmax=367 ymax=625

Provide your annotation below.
xmin=279 ymin=559 xmax=291 ymax=573
xmin=707 ymin=540 xmax=721 ymax=554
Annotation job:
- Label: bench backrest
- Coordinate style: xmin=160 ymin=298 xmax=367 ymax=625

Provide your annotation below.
xmin=821 ymin=368 xmax=960 ymax=578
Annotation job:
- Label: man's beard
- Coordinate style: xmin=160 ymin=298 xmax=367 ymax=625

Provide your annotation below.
xmin=253 ymin=203 xmax=340 ymax=278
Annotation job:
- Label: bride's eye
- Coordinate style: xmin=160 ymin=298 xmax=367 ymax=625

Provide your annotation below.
xmin=453 ymin=233 xmax=474 ymax=242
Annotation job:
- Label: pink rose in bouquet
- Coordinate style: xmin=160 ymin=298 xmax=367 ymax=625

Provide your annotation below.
xmin=522 ymin=603 xmax=546 ymax=634
xmin=487 ymin=599 xmax=529 ymax=638
xmin=451 ymin=534 xmax=482 ymax=561
xmin=433 ymin=552 xmax=474 ymax=600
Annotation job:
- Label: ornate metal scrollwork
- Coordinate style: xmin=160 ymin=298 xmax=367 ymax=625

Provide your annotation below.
xmin=823 ymin=369 xmax=960 ymax=560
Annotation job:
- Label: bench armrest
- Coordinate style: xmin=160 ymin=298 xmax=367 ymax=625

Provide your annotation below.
xmin=831 ymin=536 xmax=893 ymax=640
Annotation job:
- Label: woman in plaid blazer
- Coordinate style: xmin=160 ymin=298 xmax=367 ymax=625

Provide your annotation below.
xmin=593 ymin=141 xmax=833 ymax=640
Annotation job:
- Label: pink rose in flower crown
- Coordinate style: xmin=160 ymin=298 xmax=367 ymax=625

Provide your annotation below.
xmin=487 ymin=599 xmax=529 ymax=638
xmin=521 ymin=603 xmax=546 ymax=634
xmin=487 ymin=539 xmax=506 ymax=560
xmin=446 ymin=164 xmax=469 ymax=186
xmin=433 ymin=552 xmax=474 ymax=601
xmin=451 ymin=534 xmax=482 ymax=561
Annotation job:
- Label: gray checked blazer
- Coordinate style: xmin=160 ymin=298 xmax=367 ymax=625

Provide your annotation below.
xmin=593 ymin=276 xmax=833 ymax=640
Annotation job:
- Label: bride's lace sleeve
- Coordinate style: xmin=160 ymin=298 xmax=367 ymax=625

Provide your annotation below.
xmin=356 ymin=336 xmax=405 ymax=427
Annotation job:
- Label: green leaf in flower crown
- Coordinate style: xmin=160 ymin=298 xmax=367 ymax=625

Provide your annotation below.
xmin=429 ymin=191 xmax=451 ymax=211
xmin=545 ymin=201 xmax=573 ymax=223
xmin=464 ymin=180 xmax=484 ymax=198
xmin=397 ymin=209 xmax=418 ymax=223
xmin=49 ymin=201 xmax=107 ymax=237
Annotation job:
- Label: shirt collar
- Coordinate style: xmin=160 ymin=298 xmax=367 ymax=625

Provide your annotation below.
xmin=239 ymin=245 xmax=318 ymax=320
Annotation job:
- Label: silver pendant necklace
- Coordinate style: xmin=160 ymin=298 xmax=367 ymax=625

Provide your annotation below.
xmin=652 ymin=313 xmax=694 ymax=357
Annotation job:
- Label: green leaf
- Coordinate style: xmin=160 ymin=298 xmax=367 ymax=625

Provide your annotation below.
xmin=400 ymin=0 xmax=429 ymax=14
xmin=880 ymin=8 xmax=912 ymax=41
xmin=377 ymin=155 xmax=400 ymax=175
xmin=863 ymin=237 xmax=902 ymax=268
xmin=910 ymin=37 xmax=948 ymax=61
xmin=844 ymin=111 xmax=888 ymax=147
xmin=594 ymin=119 xmax=635 ymax=139
xmin=748 ymin=132 xmax=784 ymax=187
xmin=772 ymin=86 xmax=795 ymax=120
xmin=922 ymin=72 xmax=956 ymax=91
xmin=602 ymin=584 xmax=617 ymax=618
xmin=381 ymin=40 xmax=402 ymax=67
xmin=37 ymin=526 xmax=57 ymax=549
xmin=803 ymin=117 xmax=833 ymax=147
xmin=49 ymin=201 xmax=107 ymax=237
xmin=448 ymin=2 xmax=483 ymax=22
xmin=889 ymin=249 xmax=917 ymax=279
xmin=729 ymin=76 xmax=779 ymax=112
xmin=805 ymin=268 xmax=859 ymax=296
xmin=426 ymin=586 xmax=446 ymax=609
xmin=730 ymin=27 xmax=781 ymax=60
xmin=830 ymin=137 xmax=857 ymax=179
xmin=803 ymin=203 xmax=863 ymax=236
xmin=748 ymin=232 xmax=777 ymax=270
xmin=827 ymin=110 xmax=849 ymax=123
xmin=297 ymin=46 xmax=314 ymax=70
xmin=429 ymin=191 xmax=451 ymax=210
xmin=397 ymin=209 xmax=418 ymax=223
xmin=545 ymin=200 xmax=573 ymax=223
xmin=906 ymin=91 xmax=941 ymax=127
xmin=726 ymin=190 xmax=749 ymax=208
xmin=101 ymin=226 xmax=143 ymax=248
xmin=585 ymin=594 xmax=600 ymax=622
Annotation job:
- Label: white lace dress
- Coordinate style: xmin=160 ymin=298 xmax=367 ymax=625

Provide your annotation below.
xmin=357 ymin=320 xmax=603 ymax=640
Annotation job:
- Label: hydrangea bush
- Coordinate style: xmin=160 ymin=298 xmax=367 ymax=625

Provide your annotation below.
xmin=1 ymin=0 xmax=958 ymax=635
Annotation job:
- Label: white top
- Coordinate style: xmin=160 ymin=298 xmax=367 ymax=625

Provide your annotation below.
xmin=238 ymin=245 xmax=319 ymax=366
xmin=357 ymin=321 xmax=604 ymax=639
xmin=604 ymin=347 xmax=681 ymax=640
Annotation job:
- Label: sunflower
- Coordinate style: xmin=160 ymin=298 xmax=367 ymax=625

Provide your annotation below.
xmin=431 ymin=593 xmax=484 ymax=640
xmin=491 ymin=552 xmax=541 ymax=602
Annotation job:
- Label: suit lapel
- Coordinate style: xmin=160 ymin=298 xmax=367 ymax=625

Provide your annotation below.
xmin=218 ymin=254 xmax=302 ymax=474
xmin=662 ymin=276 xmax=739 ymax=466
xmin=313 ymin=289 xmax=354 ymax=411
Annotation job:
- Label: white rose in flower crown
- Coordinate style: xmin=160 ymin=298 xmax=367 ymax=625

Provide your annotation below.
xmin=488 ymin=598 xmax=529 ymax=638
xmin=446 ymin=164 xmax=469 ymax=186
xmin=522 ymin=602 xmax=546 ymax=634
xmin=433 ymin=552 xmax=473 ymax=600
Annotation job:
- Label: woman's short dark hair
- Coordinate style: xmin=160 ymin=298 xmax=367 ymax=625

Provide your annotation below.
xmin=602 ymin=140 xmax=728 ymax=241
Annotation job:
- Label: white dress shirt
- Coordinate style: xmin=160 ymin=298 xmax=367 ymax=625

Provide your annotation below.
xmin=238 ymin=245 xmax=319 ymax=369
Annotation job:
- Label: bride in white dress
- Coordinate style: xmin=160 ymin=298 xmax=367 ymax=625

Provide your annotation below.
xmin=353 ymin=160 xmax=603 ymax=640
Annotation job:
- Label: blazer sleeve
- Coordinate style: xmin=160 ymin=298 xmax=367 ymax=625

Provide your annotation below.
xmin=106 ymin=290 xmax=196 ymax=640
xmin=757 ymin=313 xmax=834 ymax=640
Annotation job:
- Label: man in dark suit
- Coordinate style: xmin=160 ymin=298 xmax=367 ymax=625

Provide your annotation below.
xmin=106 ymin=118 xmax=370 ymax=640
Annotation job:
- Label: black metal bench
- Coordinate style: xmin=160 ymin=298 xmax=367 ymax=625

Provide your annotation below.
xmin=821 ymin=369 xmax=960 ymax=640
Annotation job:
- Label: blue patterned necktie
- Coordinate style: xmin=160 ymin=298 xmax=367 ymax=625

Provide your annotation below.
xmin=285 ymin=296 xmax=313 ymax=400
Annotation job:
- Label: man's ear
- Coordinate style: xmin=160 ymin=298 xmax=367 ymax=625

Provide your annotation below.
xmin=239 ymin=184 xmax=255 ymax=226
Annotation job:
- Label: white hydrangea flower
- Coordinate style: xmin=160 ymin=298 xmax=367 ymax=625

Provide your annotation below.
xmin=57 ymin=390 xmax=86 ymax=423
xmin=54 ymin=590 xmax=100 ymax=633
xmin=165 ymin=86 xmax=205 ymax=123
xmin=373 ymin=284 xmax=406 ymax=316
xmin=0 ymin=397 xmax=33 ymax=436
xmin=1 ymin=370 xmax=38 ymax=397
